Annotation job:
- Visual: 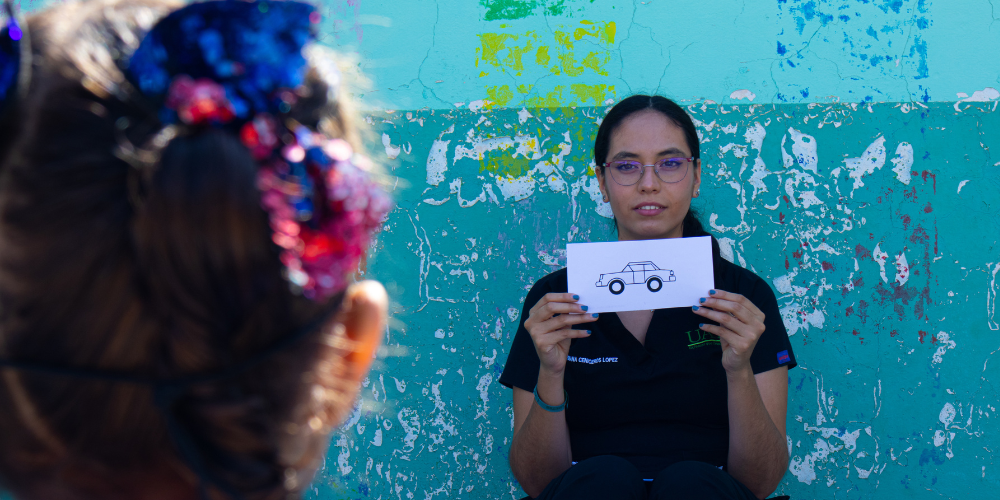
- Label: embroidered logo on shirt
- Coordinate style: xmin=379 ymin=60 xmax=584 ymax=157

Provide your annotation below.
xmin=567 ymin=356 xmax=618 ymax=364
xmin=777 ymin=350 xmax=791 ymax=364
xmin=685 ymin=328 xmax=720 ymax=349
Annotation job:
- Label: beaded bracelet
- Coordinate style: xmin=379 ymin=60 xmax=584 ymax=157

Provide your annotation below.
xmin=533 ymin=385 xmax=567 ymax=412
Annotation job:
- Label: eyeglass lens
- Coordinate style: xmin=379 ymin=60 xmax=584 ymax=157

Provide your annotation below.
xmin=606 ymin=158 xmax=690 ymax=185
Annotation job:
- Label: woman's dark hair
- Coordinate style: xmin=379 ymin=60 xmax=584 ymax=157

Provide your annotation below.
xmin=0 ymin=1 xmax=365 ymax=497
xmin=593 ymin=94 xmax=709 ymax=239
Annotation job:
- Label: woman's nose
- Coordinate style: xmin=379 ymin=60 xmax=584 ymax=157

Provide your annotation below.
xmin=637 ymin=166 xmax=661 ymax=192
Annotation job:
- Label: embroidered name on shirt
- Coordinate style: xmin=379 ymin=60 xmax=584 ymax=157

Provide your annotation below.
xmin=686 ymin=328 xmax=720 ymax=349
xmin=567 ymin=356 xmax=618 ymax=364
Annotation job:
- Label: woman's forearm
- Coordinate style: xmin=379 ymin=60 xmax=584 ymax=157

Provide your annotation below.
xmin=509 ymin=370 xmax=573 ymax=497
xmin=725 ymin=367 xmax=789 ymax=499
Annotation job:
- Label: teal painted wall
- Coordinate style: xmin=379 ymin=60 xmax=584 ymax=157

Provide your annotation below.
xmin=308 ymin=1 xmax=1000 ymax=499
xmin=7 ymin=1 xmax=997 ymax=499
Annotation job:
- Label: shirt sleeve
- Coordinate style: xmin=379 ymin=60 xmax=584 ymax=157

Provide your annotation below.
xmin=746 ymin=275 xmax=797 ymax=374
xmin=498 ymin=275 xmax=553 ymax=392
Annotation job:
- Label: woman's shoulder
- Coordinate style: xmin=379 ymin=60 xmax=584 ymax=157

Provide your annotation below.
xmin=715 ymin=256 xmax=773 ymax=297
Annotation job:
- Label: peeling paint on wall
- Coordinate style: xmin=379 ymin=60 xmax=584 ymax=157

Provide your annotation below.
xmin=309 ymin=101 xmax=1000 ymax=499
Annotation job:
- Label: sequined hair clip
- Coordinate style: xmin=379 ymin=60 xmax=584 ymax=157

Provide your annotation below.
xmin=124 ymin=0 xmax=392 ymax=300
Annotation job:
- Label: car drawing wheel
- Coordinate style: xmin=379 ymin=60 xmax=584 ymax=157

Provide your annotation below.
xmin=646 ymin=276 xmax=662 ymax=292
xmin=608 ymin=279 xmax=625 ymax=295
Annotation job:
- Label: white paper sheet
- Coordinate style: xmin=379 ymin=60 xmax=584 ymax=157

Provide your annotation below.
xmin=566 ymin=236 xmax=714 ymax=313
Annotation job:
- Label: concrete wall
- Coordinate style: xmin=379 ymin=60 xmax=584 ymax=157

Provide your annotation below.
xmin=312 ymin=1 xmax=1000 ymax=499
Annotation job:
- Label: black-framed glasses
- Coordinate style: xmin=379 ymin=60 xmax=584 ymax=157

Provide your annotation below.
xmin=603 ymin=157 xmax=694 ymax=186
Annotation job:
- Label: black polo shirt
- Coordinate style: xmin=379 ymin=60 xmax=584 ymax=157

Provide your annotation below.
xmin=499 ymin=258 xmax=796 ymax=479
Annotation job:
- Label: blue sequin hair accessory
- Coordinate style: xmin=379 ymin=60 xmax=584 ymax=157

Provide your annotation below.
xmin=0 ymin=0 xmax=28 ymax=115
xmin=123 ymin=0 xmax=391 ymax=300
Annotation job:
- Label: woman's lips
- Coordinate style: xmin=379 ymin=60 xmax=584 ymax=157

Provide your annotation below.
xmin=634 ymin=204 xmax=665 ymax=216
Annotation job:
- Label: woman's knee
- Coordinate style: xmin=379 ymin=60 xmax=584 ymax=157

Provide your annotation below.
xmin=649 ymin=461 xmax=754 ymax=500
xmin=539 ymin=456 xmax=645 ymax=499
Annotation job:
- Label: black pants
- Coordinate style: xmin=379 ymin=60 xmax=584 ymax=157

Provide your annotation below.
xmin=532 ymin=456 xmax=759 ymax=500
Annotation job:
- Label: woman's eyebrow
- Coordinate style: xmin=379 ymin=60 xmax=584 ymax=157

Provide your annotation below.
xmin=610 ymin=148 xmax=687 ymax=161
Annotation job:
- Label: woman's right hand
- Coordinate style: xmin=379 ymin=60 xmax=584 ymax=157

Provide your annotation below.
xmin=524 ymin=293 xmax=599 ymax=375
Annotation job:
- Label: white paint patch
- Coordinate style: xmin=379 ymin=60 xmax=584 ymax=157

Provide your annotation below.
xmin=845 ymin=136 xmax=887 ymax=192
xmin=717 ymin=237 xmax=736 ymax=263
xmin=873 ymin=243 xmax=889 ymax=283
xmin=940 ymin=402 xmax=957 ymax=426
xmin=495 ymin=174 xmax=536 ymax=201
xmin=426 ymin=139 xmax=450 ymax=186
xmin=468 ymin=99 xmax=487 ymax=112
xmin=787 ymin=128 xmax=819 ymax=173
xmin=894 ymin=252 xmax=910 ymax=286
xmin=957 ymin=180 xmax=969 ymax=194
xmin=371 ymin=428 xmax=383 ymax=446
xmin=989 ymin=263 xmax=1000 ymax=330
xmin=518 ymin=107 xmax=533 ymax=124
xmin=954 ymin=87 xmax=1000 ymax=112
xmin=744 ymin=122 xmax=766 ymax=152
xmin=890 ymin=142 xmax=913 ymax=185
xmin=382 ymin=133 xmax=401 ymax=160
xmin=931 ymin=331 xmax=956 ymax=365
xmin=730 ymin=89 xmax=757 ymax=101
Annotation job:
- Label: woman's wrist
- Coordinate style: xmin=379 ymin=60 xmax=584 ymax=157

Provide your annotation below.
xmin=535 ymin=369 xmax=566 ymax=406
xmin=724 ymin=364 xmax=754 ymax=382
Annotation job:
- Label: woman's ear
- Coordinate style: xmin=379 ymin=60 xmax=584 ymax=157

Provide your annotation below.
xmin=331 ymin=280 xmax=387 ymax=394
xmin=692 ymin=158 xmax=702 ymax=198
xmin=595 ymin=166 xmax=609 ymax=203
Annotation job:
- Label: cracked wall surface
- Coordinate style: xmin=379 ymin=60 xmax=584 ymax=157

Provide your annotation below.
xmin=305 ymin=1 xmax=1000 ymax=499
xmin=11 ymin=1 xmax=998 ymax=500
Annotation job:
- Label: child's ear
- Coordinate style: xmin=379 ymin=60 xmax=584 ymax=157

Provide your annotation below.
xmin=331 ymin=280 xmax=387 ymax=392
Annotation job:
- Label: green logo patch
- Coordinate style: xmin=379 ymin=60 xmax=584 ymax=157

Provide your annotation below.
xmin=686 ymin=328 xmax=720 ymax=349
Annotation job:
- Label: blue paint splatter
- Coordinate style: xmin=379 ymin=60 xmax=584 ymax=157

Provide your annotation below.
xmin=866 ymin=25 xmax=879 ymax=40
xmin=839 ymin=14 xmax=850 ymax=22
xmin=777 ymin=41 xmax=787 ymax=56
xmin=800 ymin=88 xmax=810 ymax=98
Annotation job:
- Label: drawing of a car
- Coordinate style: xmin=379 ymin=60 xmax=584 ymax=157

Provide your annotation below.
xmin=595 ymin=261 xmax=676 ymax=295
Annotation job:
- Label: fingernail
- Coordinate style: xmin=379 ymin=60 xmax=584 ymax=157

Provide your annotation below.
xmin=699 ymin=323 xmax=705 ymax=328
xmin=699 ymin=298 xmax=706 ymax=303
xmin=592 ymin=313 xmax=600 ymax=318
xmin=581 ymin=306 xmax=589 ymax=311
xmin=692 ymin=306 xmax=700 ymax=311
xmin=585 ymin=330 xmax=592 ymax=335
xmin=573 ymin=294 xmax=580 ymax=300
xmin=709 ymin=290 xmax=716 ymax=295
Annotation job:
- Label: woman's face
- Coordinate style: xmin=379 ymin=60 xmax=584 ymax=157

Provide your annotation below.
xmin=596 ymin=109 xmax=701 ymax=241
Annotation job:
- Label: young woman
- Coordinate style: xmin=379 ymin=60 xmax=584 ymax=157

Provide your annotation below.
xmin=500 ymin=95 xmax=796 ymax=500
xmin=0 ymin=1 xmax=390 ymax=499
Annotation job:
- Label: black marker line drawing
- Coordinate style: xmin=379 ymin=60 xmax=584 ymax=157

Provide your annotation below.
xmin=595 ymin=261 xmax=677 ymax=295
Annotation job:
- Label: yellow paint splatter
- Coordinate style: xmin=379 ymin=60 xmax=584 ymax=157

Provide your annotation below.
xmin=485 ymin=85 xmax=515 ymax=108
xmin=535 ymin=46 xmax=550 ymax=66
xmin=569 ymin=83 xmax=615 ymax=106
xmin=581 ymin=52 xmax=609 ymax=76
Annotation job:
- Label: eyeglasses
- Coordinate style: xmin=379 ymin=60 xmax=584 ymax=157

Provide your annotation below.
xmin=603 ymin=157 xmax=694 ymax=186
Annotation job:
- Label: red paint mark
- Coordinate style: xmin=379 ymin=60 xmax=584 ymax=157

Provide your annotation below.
xmin=793 ymin=250 xmax=803 ymax=259
xmin=890 ymin=329 xmax=899 ymax=337
xmin=901 ymin=214 xmax=911 ymax=230
xmin=854 ymin=276 xmax=864 ymax=288
xmin=785 ymin=257 xmax=790 ymax=270
xmin=923 ymin=202 xmax=933 ymax=213
xmin=910 ymin=225 xmax=929 ymax=244
xmin=921 ymin=170 xmax=937 ymax=193
xmin=779 ymin=212 xmax=786 ymax=224
xmin=931 ymin=334 xmax=939 ymax=344
xmin=853 ymin=329 xmax=860 ymax=335
xmin=919 ymin=330 xmax=927 ymax=344
xmin=855 ymin=244 xmax=871 ymax=260
xmin=822 ymin=261 xmax=835 ymax=271
xmin=846 ymin=305 xmax=854 ymax=316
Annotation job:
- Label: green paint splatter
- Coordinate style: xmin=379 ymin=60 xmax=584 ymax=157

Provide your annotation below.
xmin=480 ymin=0 xmax=540 ymax=21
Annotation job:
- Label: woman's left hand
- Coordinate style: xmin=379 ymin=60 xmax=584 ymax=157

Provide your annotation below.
xmin=692 ymin=289 xmax=766 ymax=374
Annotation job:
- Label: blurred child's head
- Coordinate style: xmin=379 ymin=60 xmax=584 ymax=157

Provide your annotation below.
xmin=0 ymin=1 xmax=389 ymax=498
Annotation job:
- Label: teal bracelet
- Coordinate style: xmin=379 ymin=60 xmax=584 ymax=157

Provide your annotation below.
xmin=533 ymin=385 xmax=567 ymax=412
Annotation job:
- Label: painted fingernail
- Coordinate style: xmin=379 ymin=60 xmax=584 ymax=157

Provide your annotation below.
xmin=692 ymin=306 xmax=700 ymax=311
xmin=592 ymin=313 xmax=600 ymax=318
xmin=709 ymin=290 xmax=717 ymax=295
xmin=585 ymin=330 xmax=592 ymax=335
xmin=699 ymin=298 xmax=706 ymax=303
xmin=573 ymin=295 xmax=580 ymax=300
xmin=699 ymin=323 xmax=705 ymax=328
xmin=581 ymin=306 xmax=589 ymax=311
